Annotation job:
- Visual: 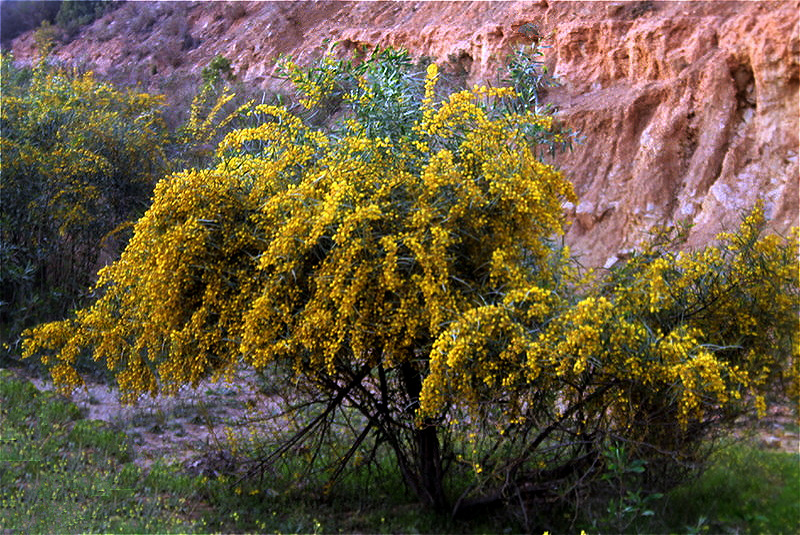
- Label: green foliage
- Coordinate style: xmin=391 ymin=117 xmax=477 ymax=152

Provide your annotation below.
xmin=0 ymin=53 xmax=169 ymax=360
xmin=664 ymin=443 xmax=800 ymax=534
xmin=68 ymin=419 xmax=131 ymax=462
xmin=2 ymin=361 xmax=795 ymax=533
xmin=201 ymin=54 xmax=234 ymax=87
xmin=277 ymin=45 xmax=429 ymax=135
xmin=503 ymin=41 xmax=551 ymax=110
xmin=197 ymin=439 xmax=512 ymax=534
xmin=55 ymin=0 xmax=117 ymax=40
xmin=593 ymin=444 xmax=664 ymax=533
xmin=32 ymin=19 xmax=59 ymax=56
xmin=5 ymin=1 xmax=117 ymax=50
xmin=20 ymin=41 xmax=800 ymax=524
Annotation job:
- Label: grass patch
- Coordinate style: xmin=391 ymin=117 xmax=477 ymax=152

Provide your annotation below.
xmin=201 ymin=434 xmax=799 ymax=534
xmin=192 ymin=408 xmax=516 ymax=534
xmin=587 ymin=439 xmax=800 ymax=534
xmin=657 ymin=442 xmax=800 ymax=534
xmin=0 ymin=368 xmax=508 ymax=533
xmin=0 ymin=369 xmax=201 ymax=533
xmin=197 ymin=447 xmax=513 ymax=534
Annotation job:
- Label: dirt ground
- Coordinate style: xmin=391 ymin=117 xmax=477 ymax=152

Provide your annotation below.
xmin=23 ymin=368 xmax=283 ymax=473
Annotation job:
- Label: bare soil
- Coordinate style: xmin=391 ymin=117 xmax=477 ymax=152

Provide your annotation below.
xmin=22 ymin=368 xmax=284 ymax=472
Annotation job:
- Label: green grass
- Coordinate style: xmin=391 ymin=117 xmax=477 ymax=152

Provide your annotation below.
xmin=0 ymin=369 xmax=200 ymax=533
xmin=658 ymin=442 xmax=800 ymax=534
xmin=194 ymin=437 xmax=800 ymax=534
xmin=2 ymin=367 xmax=797 ymax=533
xmin=582 ymin=439 xmax=800 ymax=534
xmin=0 ymin=368 xmax=507 ymax=534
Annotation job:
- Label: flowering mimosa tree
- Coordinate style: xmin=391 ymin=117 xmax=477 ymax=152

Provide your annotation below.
xmin=23 ymin=45 xmax=799 ymax=520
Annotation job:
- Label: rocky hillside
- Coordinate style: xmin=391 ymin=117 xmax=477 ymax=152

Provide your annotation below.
xmin=9 ymin=0 xmax=799 ymax=267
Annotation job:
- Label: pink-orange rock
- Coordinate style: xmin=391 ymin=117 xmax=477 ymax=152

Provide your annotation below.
xmin=9 ymin=0 xmax=798 ymax=266
xmin=543 ymin=1 xmax=799 ymax=265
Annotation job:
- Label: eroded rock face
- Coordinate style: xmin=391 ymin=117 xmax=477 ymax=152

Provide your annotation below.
xmin=10 ymin=0 xmax=798 ymax=266
xmin=543 ymin=1 xmax=799 ymax=265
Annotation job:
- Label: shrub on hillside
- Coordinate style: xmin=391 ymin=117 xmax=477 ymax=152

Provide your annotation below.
xmin=0 ymin=1 xmax=119 ymax=47
xmin=55 ymin=0 xmax=118 ymax=41
xmin=21 ymin=44 xmax=799 ymax=527
xmin=0 ymin=53 xmax=169 ymax=359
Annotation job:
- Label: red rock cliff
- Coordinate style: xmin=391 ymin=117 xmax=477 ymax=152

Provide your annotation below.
xmin=11 ymin=0 xmax=799 ymax=266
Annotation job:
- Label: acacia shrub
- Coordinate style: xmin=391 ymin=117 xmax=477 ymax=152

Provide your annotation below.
xmin=21 ymin=45 xmax=799 ymax=522
xmin=21 ymin=45 xmax=574 ymax=509
xmin=421 ymin=208 xmax=798 ymax=525
xmin=1 ymin=54 xmax=169 ymax=359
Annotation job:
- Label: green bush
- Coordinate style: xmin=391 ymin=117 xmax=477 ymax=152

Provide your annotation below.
xmin=0 ymin=53 xmax=170 ymax=362
xmin=0 ymin=1 xmax=118 ymax=47
xmin=201 ymin=54 xmax=234 ymax=87
xmin=55 ymin=0 xmax=117 ymax=41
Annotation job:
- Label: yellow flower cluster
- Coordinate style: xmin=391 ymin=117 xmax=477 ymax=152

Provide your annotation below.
xmin=22 ymin=50 xmax=573 ymax=398
xmin=420 ymin=63 xmax=439 ymax=123
xmin=187 ymin=85 xmax=236 ymax=144
xmin=421 ymin=202 xmax=799 ymax=432
xmin=4 ymin=53 xmax=170 ymax=368
xmin=279 ymin=54 xmax=340 ymax=109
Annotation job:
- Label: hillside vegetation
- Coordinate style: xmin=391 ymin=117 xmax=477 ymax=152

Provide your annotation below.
xmin=2 ymin=36 xmax=799 ymax=533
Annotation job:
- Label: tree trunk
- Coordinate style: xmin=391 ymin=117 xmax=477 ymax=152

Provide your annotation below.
xmin=400 ymin=361 xmax=448 ymax=512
